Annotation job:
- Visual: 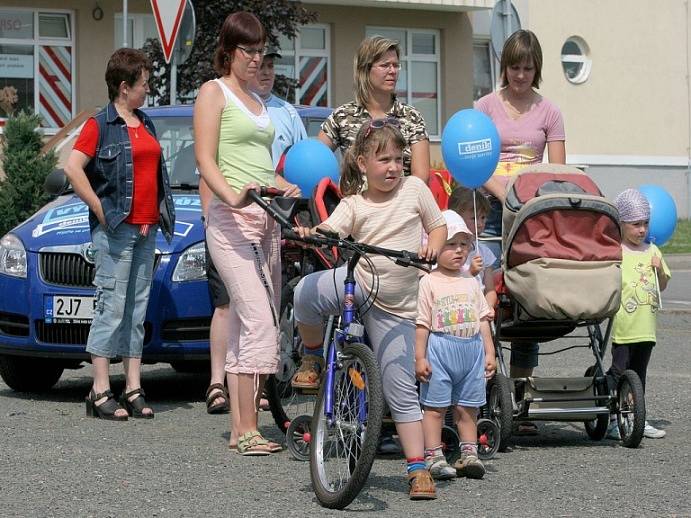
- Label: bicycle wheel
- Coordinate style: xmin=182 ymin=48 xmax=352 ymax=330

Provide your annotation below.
xmin=266 ymin=280 xmax=316 ymax=433
xmin=310 ymin=342 xmax=384 ymax=510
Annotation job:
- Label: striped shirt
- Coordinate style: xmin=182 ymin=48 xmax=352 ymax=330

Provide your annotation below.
xmin=325 ymin=176 xmax=445 ymax=319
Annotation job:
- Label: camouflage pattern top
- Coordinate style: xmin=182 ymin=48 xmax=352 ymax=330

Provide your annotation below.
xmin=321 ymin=98 xmax=428 ymax=176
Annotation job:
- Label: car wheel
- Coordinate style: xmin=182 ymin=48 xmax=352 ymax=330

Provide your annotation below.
xmin=169 ymin=361 xmax=209 ymax=374
xmin=0 ymin=355 xmax=64 ymax=392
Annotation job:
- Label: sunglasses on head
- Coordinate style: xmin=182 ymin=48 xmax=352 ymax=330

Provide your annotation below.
xmin=363 ymin=117 xmax=400 ymax=139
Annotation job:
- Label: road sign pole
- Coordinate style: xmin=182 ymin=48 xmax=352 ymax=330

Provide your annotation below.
xmin=170 ymin=61 xmax=177 ymax=106
xmin=123 ymin=0 xmax=128 ymax=47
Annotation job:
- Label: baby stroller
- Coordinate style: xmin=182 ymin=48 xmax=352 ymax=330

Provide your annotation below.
xmin=485 ymin=164 xmax=646 ymax=449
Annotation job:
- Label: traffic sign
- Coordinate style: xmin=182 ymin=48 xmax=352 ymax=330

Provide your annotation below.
xmin=490 ymin=0 xmax=521 ymax=60
xmin=150 ymin=0 xmax=187 ymax=64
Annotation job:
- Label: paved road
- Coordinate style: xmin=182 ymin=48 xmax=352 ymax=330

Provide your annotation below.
xmin=2 ymin=309 xmax=690 ymax=517
xmin=661 ymin=268 xmax=691 ymax=310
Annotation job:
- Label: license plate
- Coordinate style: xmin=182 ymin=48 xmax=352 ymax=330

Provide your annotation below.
xmin=45 ymin=295 xmax=95 ymax=324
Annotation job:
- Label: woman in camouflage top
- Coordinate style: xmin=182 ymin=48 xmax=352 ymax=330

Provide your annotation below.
xmin=317 ymin=36 xmax=430 ymax=183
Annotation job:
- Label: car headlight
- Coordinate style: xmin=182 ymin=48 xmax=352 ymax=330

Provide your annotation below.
xmin=0 ymin=234 xmax=27 ymax=278
xmin=172 ymin=242 xmax=206 ymax=282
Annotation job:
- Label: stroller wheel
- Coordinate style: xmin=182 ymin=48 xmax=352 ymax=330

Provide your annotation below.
xmin=286 ymin=414 xmax=312 ymax=461
xmin=488 ymin=373 xmax=514 ymax=450
xmin=616 ymin=370 xmax=645 ymax=448
xmin=441 ymin=425 xmax=460 ymax=463
xmin=583 ymin=365 xmax=609 ymax=441
xmin=477 ymin=418 xmax=501 ymax=460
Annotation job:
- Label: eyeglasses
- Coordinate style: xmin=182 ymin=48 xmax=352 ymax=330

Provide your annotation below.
xmin=237 ymin=45 xmax=266 ymax=58
xmin=374 ymin=62 xmax=402 ymax=72
xmin=363 ymin=117 xmax=400 ymax=139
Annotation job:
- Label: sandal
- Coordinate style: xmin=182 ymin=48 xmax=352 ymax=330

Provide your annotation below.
xmin=206 ymin=383 xmax=230 ymax=414
xmin=119 ymin=388 xmax=154 ymax=419
xmin=236 ymin=431 xmax=274 ymax=456
xmin=85 ymin=389 xmax=128 ymax=421
xmin=408 ymin=470 xmax=437 ymax=500
xmin=230 ymin=438 xmax=282 ymax=453
xmin=291 ymin=356 xmax=324 ymax=390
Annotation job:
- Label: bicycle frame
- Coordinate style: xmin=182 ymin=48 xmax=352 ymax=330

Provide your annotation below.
xmin=323 ymin=251 xmax=368 ymax=426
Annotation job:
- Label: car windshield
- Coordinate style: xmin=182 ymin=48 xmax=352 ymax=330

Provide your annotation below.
xmin=52 ymin=110 xmax=329 ymax=192
xmin=151 ymin=116 xmax=197 ymax=188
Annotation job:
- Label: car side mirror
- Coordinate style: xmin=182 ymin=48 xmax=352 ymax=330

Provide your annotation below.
xmin=44 ymin=168 xmax=68 ymax=196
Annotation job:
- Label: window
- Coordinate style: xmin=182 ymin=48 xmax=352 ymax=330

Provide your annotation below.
xmin=366 ymin=27 xmax=442 ymax=136
xmin=114 ymin=14 xmax=158 ymax=49
xmin=275 ymin=25 xmax=330 ymax=107
xmin=561 ymin=36 xmax=591 ymax=84
xmin=473 ymin=40 xmax=496 ymax=100
xmin=0 ymin=9 xmax=74 ymax=129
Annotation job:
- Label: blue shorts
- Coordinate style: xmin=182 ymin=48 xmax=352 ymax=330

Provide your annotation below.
xmin=419 ymin=332 xmax=486 ymax=408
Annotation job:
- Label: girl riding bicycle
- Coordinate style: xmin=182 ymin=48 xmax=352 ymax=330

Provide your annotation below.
xmin=292 ymin=120 xmax=447 ymax=500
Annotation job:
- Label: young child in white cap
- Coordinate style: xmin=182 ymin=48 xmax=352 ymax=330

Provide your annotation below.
xmin=415 ymin=210 xmax=496 ymax=481
xmin=607 ymin=188 xmax=671 ymax=440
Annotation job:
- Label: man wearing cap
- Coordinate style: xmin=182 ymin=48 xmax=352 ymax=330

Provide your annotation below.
xmin=250 ymin=47 xmax=307 ymax=168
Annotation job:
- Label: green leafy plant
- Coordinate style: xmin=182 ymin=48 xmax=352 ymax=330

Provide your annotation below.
xmin=143 ymin=0 xmax=317 ymax=105
xmin=0 ymin=111 xmax=56 ymax=236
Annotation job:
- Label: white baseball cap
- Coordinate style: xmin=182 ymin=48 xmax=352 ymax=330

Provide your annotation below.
xmin=442 ymin=210 xmax=472 ymax=241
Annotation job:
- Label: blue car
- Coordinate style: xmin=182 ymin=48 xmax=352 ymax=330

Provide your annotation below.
xmin=0 ymin=104 xmax=332 ymax=392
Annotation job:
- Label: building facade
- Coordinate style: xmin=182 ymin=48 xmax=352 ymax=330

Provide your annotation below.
xmin=3 ymin=1 xmax=689 ymax=218
xmin=472 ymin=0 xmax=691 ymax=216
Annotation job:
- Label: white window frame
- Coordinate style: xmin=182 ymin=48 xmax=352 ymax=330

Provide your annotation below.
xmin=561 ymin=35 xmax=591 ymax=84
xmin=366 ymin=26 xmax=442 ymax=137
xmin=278 ymin=23 xmax=331 ymax=107
xmin=0 ymin=7 xmax=76 ymax=133
xmin=114 ymin=13 xmax=157 ymax=50
xmin=472 ymin=38 xmax=497 ymax=99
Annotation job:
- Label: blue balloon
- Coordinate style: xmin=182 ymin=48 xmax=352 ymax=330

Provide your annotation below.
xmin=441 ymin=109 xmax=500 ymax=188
xmin=638 ymin=184 xmax=677 ymax=246
xmin=283 ymin=138 xmax=339 ymax=196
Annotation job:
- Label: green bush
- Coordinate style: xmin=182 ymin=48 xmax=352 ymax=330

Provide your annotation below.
xmin=0 ymin=111 xmax=56 ymax=236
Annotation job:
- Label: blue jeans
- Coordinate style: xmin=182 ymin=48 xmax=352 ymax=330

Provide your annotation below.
xmin=86 ymin=224 xmax=157 ymax=358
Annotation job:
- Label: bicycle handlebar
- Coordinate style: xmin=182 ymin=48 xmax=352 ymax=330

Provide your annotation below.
xmin=247 ymin=187 xmax=435 ymax=271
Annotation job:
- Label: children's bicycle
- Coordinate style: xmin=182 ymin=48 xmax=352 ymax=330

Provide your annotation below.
xmin=249 ymin=188 xmax=431 ymax=509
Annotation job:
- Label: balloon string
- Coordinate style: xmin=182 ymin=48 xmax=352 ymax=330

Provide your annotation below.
xmin=651 ymin=239 xmax=663 ymax=310
xmin=473 ymin=190 xmax=479 ymax=254
xmin=654 ymin=267 xmax=663 ymax=310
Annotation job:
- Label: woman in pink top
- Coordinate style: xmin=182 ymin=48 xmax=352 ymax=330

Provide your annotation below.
xmin=475 ymin=30 xmax=566 ymax=434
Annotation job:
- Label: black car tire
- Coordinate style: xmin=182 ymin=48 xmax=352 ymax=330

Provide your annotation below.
xmin=169 ymin=360 xmax=210 ymax=374
xmin=0 ymin=355 xmax=64 ymax=392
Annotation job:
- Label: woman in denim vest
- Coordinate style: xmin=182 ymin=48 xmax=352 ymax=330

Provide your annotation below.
xmin=65 ymin=48 xmax=175 ymax=421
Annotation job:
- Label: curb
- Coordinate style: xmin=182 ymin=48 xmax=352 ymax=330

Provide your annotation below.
xmin=663 ymin=253 xmax=691 ymax=270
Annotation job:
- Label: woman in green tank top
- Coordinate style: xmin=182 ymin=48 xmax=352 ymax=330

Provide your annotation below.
xmin=194 ymin=11 xmax=299 ymax=456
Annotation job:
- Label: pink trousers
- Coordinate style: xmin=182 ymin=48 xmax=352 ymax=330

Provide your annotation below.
xmin=206 ymin=200 xmax=281 ymax=374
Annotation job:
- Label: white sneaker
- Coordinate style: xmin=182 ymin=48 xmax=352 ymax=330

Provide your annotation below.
xmin=644 ymin=421 xmax=666 ymax=439
xmin=606 ymin=420 xmax=620 ymax=440
xmin=426 ymin=456 xmax=457 ymax=480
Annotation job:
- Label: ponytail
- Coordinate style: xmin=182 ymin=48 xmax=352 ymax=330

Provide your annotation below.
xmin=340 ymin=146 xmax=366 ymax=196
xmin=340 ymin=120 xmax=406 ymax=196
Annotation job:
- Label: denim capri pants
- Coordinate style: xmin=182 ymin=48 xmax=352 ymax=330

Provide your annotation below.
xmin=86 ymin=223 xmax=157 ymax=359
